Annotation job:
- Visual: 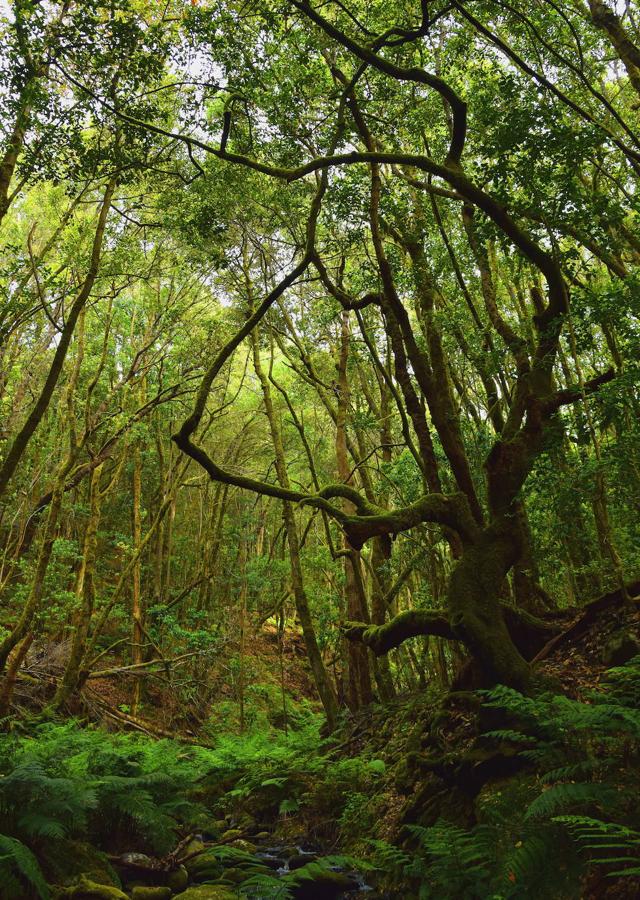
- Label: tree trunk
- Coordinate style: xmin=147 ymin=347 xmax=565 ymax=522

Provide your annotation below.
xmin=250 ymin=320 xmax=339 ymax=728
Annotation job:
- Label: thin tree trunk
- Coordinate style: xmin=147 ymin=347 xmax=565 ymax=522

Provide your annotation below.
xmin=250 ymin=318 xmax=339 ymax=729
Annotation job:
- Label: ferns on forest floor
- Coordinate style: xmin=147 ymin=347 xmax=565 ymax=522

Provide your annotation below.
xmin=370 ymin=656 xmax=640 ymax=899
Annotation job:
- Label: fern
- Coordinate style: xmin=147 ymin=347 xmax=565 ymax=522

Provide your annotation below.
xmin=525 ymin=782 xmax=617 ymax=820
xmin=554 ymin=815 xmax=640 ymax=877
xmin=401 ymin=823 xmax=495 ymax=899
xmin=368 ymin=838 xmax=412 ymax=872
xmin=241 ymin=873 xmax=294 ymax=899
xmin=0 ymin=835 xmax=50 ymax=900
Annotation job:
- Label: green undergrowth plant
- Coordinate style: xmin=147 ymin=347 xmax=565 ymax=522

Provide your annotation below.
xmin=0 ymin=722 xmax=224 ymax=897
xmin=203 ymin=712 xmax=388 ymax=836
xmin=370 ymin=656 xmax=640 ymax=899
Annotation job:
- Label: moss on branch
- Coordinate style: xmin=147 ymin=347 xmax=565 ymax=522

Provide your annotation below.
xmin=343 ymin=610 xmax=456 ymax=655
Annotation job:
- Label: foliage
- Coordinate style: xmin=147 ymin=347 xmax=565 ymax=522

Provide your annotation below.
xmin=370 ymin=656 xmax=640 ymax=898
xmin=0 ymin=723 xmax=213 ymax=857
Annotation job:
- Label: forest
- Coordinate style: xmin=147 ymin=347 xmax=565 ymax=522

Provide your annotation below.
xmin=1 ymin=0 xmax=639 ymax=897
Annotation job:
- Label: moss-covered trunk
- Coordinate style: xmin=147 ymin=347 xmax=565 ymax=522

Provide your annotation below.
xmin=448 ymin=520 xmax=531 ymax=690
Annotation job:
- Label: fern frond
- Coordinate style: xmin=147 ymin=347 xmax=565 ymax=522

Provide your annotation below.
xmin=525 ymin=783 xmax=617 ymax=820
xmin=0 ymin=835 xmax=50 ymax=900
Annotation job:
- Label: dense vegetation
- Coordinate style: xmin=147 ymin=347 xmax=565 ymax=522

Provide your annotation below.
xmin=1 ymin=0 xmax=640 ymax=897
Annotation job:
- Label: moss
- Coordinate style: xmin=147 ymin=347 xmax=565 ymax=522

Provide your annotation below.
xmin=282 ymin=860 xmax=356 ymax=897
xmin=130 ymin=889 xmax=172 ymax=900
xmin=42 ymin=840 xmax=121 ymax=889
xmin=219 ymin=828 xmax=243 ymax=841
xmin=166 ymin=865 xmax=189 ymax=892
xmin=55 ymin=876 xmax=129 ymax=899
xmin=172 ymin=887 xmax=238 ymax=900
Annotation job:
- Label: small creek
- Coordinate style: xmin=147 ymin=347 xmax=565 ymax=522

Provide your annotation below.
xmin=116 ymin=835 xmax=389 ymax=900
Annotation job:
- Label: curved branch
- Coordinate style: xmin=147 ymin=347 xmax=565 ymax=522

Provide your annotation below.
xmin=343 ymin=610 xmax=456 ymax=654
xmin=288 ymin=0 xmax=468 ymax=164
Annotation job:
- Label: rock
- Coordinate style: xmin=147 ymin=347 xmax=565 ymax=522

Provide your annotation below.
xmin=255 ymin=851 xmax=286 ymax=870
xmin=41 ymin=840 xmax=121 ymax=889
xmin=288 ymin=852 xmax=318 ymax=871
xmin=131 ymin=888 xmax=172 ymax=900
xmin=166 ymin=865 xmax=189 ymax=893
xmin=602 ymin=631 xmax=640 ymax=667
xmin=185 ymin=848 xmax=224 ymax=883
xmin=56 ymin=876 xmax=129 ymax=899
xmin=283 ymin=861 xmax=358 ymax=899
xmin=229 ymin=838 xmax=257 ymax=853
xmin=120 ymin=852 xmax=155 ymax=867
xmin=254 ymin=831 xmax=270 ymax=840
xmin=220 ymin=828 xmax=243 ymax=842
xmin=183 ymin=839 xmax=206 ymax=872
xmin=235 ymin=813 xmax=256 ymax=833
xmin=173 ymin=887 xmax=238 ymax=900
xmin=219 ymin=866 xmax=246 ymax=884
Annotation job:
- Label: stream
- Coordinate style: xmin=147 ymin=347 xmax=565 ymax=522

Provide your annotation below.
xmin=115 ymin=835 xmax=388 ymax=900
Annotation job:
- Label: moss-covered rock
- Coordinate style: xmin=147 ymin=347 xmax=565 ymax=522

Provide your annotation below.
xmin=55 ymin=876 xmax=129 ymax=899
xmin=218 ymin=866 xmax=246 ymax=884
xmin=229 ymin=838 xmax=257 ymax=854
xmin=282 ymin=861 xmax=357 ymax=899
xmin=166 ymin=865 xmax=189 ymax=893
xmin=185 ymin=849 xmax=224 ymax=882
xmin=183 ymin=839 xmax=206 ymax=871
xmin=219 ymin=829 xmax=243 ymax=842
xmin=602 ymin=630 xmax=640 ymax=667
xmin=130 ymin=888 xmax=172 ymax=900
xmin=173 ymin=887 xmax=238 ymax=900
xmin=42 ymin=840 xmax=121 ymax=888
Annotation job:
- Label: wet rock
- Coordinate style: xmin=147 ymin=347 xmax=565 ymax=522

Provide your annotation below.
xmin=173 ymin=886 xmax=238 ymax=900
xmin=166 ymin=865 xmax=189 ymax=892
xmin=120 ymin=853 xmax=155 ymax=868
xmin=282 ymin=861 xmax=359 ymax=899
xmin=220 ymin=828 xmax=243 ymax=842
xmin=288 ymin=852 xmax=318 ymax=871
xmin=229 ymin=838 xmax=257 ymax=853
xmin=56 ymin=876 xmax=129 ymax=899
xmin=130 ymin=888 xmax=172 ymax=900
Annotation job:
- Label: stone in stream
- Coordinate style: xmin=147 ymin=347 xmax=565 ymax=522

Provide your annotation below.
xmin=166 ymin=865 xmax=189 ymax=893
xmin=219 ymin=828 xmax=243 ymax=841
xmin=254 ymin=850 xmax=287 ymax=871
xmin=282 ymin=860 xmax=360 ymax=900
xmin=130 ymin=888 xmax=172 ymax=900
xmin=288 ymin=851 xmax=319 ymax=871
xmin=173 ymin=887 xmax=238 ymax=900
xmin=229 ymin=837 xmax=258 ymax=853
xmin=54 ymin=876 xmax=129 ymax=899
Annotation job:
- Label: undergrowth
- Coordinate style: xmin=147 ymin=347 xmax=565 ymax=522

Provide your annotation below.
xmin=370 ymin=655 xmax=640 ymax=899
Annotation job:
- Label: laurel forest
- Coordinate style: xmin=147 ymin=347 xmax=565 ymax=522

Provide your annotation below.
xmin=1 ymin=1 xmax=639 ymax=898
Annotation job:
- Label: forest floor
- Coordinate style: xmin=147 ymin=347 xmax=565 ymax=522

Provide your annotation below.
xmin=3 ymin=589 xmax=640 ymax=900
